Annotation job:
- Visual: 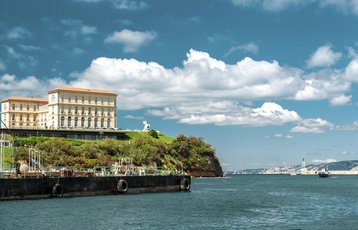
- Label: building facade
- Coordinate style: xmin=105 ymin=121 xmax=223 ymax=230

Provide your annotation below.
xmin=1 ymin=87 xmax=117 ymax=130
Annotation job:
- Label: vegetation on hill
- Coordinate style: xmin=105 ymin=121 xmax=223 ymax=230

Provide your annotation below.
xmin=2 ymin=132 xmax=223 ymax=177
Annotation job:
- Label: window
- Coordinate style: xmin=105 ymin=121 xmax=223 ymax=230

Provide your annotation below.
xmin=75 ymin=96 xmax=78 ymax=103
xmin=75 ymin=106 xmax=78 ymax=114
xmin=101 ymin=118 xmax=104 ymax=128
xmin=82 ymin=96 xmax=84 ymax=104
xmin=75 ymin=117 xmax=78 ymax=127
xmin=12 ymin=104 xmax=15 ymax=110
xmin=33 ymin=116 xmax=36 ymax=121
xmin=26 ymin=105 xmax=29 ymax=111
xmin=68 ymin=96 xmax=71 ymax=103
xmin=61 ymin=106 xmax=64 ymax=114
xmin=61 ymin=116 xmax=65 ymax=127
xmin=101 ymin=98 xmax=104 ymax=105
xmin=81 ymin=107 xmax=84 ymax=115
xmin=33 ymin=105 xmax=36 ymax=111
xmin=12 ymin=114 xmax=15 ymax=121
xmin=61 ymin=95 xmax=64 ymax=103
xmin=94 ymin=118 xmax=98 ymax=128
xmin=68 ymin=117 xmax=71 ymax=127
xmin=107 ymin=98 xmax=110 ymax=105
xmin=107 ymin=109 xmax=110 ymax=116
xmin=88 ymin=97 xmax=91 ymax=104
xmin=20 ymin=104 xmax=23 ymax=111
xmin=68 ymin=106 xmax=71 ymax=114
xmin=107 ymin=118 xmax=111 ymax=128
xmin=20 ymin=114 xmax=23 ymax=121
xmin=88 ymin=107 xmax=91 ymax=115
xmin=81 ymin=117 xmax=85 ymax=127
xmin=88 ymin=118 xmax=91 ymax=128
xmin=95 ymin=108 xmax=98 ymax=115
xmin=26 ymin=115 xmax=29 ymax=121
xmin=101 ymin=108 xmax=104 ymax=116
xmin=95 ymin=97 xmax=97 ymax=104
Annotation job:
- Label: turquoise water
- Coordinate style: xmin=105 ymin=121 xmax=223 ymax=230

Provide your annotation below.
xmin=1 ymin=175 xmax=358 ymax=229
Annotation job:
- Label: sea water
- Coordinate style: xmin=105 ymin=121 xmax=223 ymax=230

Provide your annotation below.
xmin=1 ymin=175 xmax=358 ymax=229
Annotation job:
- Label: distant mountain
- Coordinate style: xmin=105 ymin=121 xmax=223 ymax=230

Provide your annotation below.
xmin=232 ymin=160 xmax=358 ymax=174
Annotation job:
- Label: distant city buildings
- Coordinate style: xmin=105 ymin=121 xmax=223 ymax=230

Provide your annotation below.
xmin=1 ymin=87 xmax=117 ymax=130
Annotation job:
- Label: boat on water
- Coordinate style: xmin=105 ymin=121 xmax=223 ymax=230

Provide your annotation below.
xmin=318 ymin=167 xmax=330 ymax=178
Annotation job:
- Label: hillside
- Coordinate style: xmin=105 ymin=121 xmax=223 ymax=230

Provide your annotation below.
xmin=235 ymin=160 xmax=358 ymax=174
xmin=2 ymin=131 xmax=223 ymax=177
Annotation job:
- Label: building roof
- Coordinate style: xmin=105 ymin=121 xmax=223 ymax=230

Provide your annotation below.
xmin=48 ymin=87 xmax=117 ymax=96
xmin=1 ymin=96 xmax=48 ymax=103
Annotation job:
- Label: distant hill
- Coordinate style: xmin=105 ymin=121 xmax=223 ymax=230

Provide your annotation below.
xmin=233 ymin=160 xmax=358 ymax=174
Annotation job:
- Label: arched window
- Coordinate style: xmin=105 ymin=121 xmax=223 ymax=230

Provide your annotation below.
xmin=94 ymin=118 xmax=98 ymax=128
xmin=107 ymin=118 xmax=111 ymax=128
xmin=61 ymin=116 xmax=65 ymax=127
xmin=74 ymin=117 xmax=78 ymax=127
xmin=101 ymin=118 xmax=104 ymax=128
xmin=81 ymin=117 xmax=85 ymax=127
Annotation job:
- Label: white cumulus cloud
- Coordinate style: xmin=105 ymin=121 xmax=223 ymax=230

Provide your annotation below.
xmin=329 ymin=94 xmax=351 ymax=106
xmin=105 ymin=29 xmax=157 ymax=53
xmin=290 ymin=118 xmax=334 ymax=133
xmin=306 ymin=45 xmax=342 ymax=68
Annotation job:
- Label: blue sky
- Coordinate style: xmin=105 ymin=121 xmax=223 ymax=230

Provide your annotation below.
xmin=2 ymin=0 xmax=358 ymax=170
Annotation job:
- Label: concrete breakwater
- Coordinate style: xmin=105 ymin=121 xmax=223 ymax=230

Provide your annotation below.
xmin=0 ymin=175 xmax=191 ymax=200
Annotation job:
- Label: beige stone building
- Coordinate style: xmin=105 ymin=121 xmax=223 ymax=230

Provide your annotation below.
xmin=1 ymin=87 xmax=117 ymax=130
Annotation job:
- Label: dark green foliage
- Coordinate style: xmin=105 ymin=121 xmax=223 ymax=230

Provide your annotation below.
xmin=148 ymin=130 xmax=159 ymax=139
xmin=13 ymin=133 xmax=222 ymax=174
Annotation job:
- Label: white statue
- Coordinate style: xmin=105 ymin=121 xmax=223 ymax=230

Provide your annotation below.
xmin=143 ymin=120 xmax=150 ymax=132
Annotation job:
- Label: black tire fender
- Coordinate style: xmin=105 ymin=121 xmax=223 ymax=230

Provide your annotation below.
xmin=52 ymin=183 xmax=63 ymax=197
xmin=117 ymin=179 xmax=128 ymax=193
xmin=180 ymin=178 xmax=191 ymax=191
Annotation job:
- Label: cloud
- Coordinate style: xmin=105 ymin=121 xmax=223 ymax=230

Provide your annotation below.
xmin=61 ymin=19 xmax=97 ymax=39
xmin=0 ymin=74 xmax=49 ymax=98
xmin=113 ymin=0 xmax=149 ymax=10
xmin=74 ymin=0 xmax=149 ymax=10
xmin=224 ymin=42 xmax=259 ymax=57
xmin=148 ymin=102 xmax=301 ymax=126
xmin=306 ymin=45 xmax=342 ymax=68
xmin=319 ymin=0 xmax=358 ymax=15
xmin=104 ymin=29 xmax=157 ymax=53
xmin=125 ymin=115 xmax=145 ymax=120
xmin=311 ymin=159 xmax=337 ymax=164
xmin=329 ymin=94 xmax=351 ymax=106
xmin=3 ymin=48 xmax=358 ymax=127
xmin=18 ymin=45 xmax=42 ymax=51
xmin=231 ymin=0 xmax=358 ymax=15
xmin=290 ymin=118 xmax=334 ymax=133
xmin=80 ymin=25 xmax=97 ymax=35
xmin=6 ymin=26 xmax=32 ymax=39
xmin=266 ymin=133 xmax=294 ymax=139
xmin=335 ymin=121 xmax=358 ymax=131
xmin=231 ymin=0 xmax=308 ymax=12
